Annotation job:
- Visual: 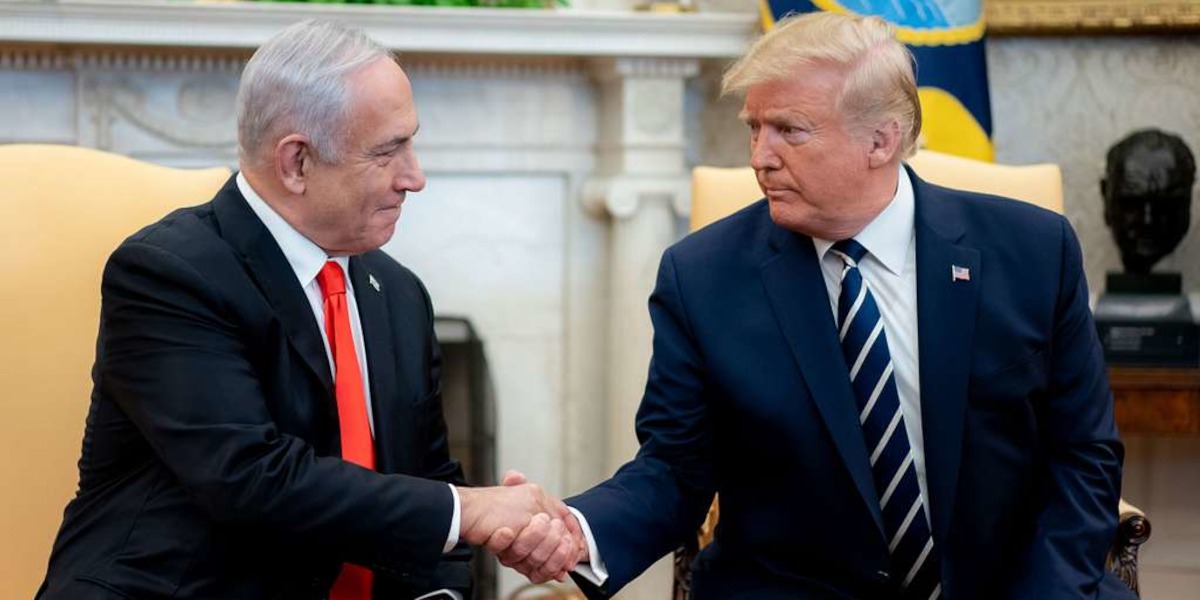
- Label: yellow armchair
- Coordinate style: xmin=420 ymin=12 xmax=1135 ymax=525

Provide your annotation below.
xmin=0 ymin=144 xmax=229 ymax=598
xmin=674 ymin=150 xmax=1147 ymax=599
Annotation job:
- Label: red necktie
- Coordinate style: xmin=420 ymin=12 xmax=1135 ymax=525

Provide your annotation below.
xmin=316 ymin=261 xmax=375 ymax=600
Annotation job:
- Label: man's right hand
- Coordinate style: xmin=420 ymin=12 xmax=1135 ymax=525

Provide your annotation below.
xmin=456 ymin=472 xmax=584 ymax=583
xmin=455 ymin=476 xmax=568 ymax=548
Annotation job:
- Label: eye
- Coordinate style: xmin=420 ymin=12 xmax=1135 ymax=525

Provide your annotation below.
xmin=780 ymin=124 xmax=810 ymax=137
xmin=781 ymin=125 xmax=813 ymax=143
xmin=370 ymin=143 xmax=407 ymax=165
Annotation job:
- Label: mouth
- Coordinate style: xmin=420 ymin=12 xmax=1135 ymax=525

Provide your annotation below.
xmin=757 ymin=177 xmax=786 ymax=196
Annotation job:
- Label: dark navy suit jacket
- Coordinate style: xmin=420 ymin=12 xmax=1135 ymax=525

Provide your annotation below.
xmin=37 ymin=177 xmax=470 ymax=600
xmin=570 ymin=169 xmax=1124 ymax=600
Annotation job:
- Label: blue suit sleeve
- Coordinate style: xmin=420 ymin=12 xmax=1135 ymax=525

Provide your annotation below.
xmin=568 ymin=249 xmax=717 ymax=598
xmin=1009 ymin=218 xmax=1124 ymax=599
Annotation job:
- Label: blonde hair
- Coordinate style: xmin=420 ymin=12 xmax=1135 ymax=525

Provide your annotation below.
xmin=723 ymin=12 xmax=922 ymax=158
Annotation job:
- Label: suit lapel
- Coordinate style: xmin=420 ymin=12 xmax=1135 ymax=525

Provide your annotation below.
xmin=348 ymin=256 xmax=417 ymax=474
xmin=760 ymin=225 xmax=886 ymax=540
xmin=911 ymin=170 xmax=979 ymax=546
xmin=212 ymin=177 xmax=333 ymax=396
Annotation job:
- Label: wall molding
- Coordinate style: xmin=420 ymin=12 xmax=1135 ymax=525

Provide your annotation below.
xmin=988 ymin=1 xmax=1200 ymax=35
xmin=0 ymin=45 xmax=246 ymax=72
xmin=0 ymin=45 xmax=596 ymax=79
xmin=0 ymin=0 xmax=756 ymax=58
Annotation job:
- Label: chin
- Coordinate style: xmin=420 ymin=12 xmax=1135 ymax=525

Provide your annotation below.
xmin=767 ymin=199 xmax=799 ymax=225
xmin=768 ymin=202 xmax=833 ymax=239
xmin=372 ymin=227 xmax=399 ymax=250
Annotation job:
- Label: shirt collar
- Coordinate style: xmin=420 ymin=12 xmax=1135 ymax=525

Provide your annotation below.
xmin=236 ymin=172 xmax=348 ymax=288
xmin=813 ymin=165 xmax=914 ymax=276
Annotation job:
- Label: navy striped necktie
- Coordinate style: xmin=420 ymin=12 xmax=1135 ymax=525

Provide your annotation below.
xmin=831 ymin=239 xmax=942 ymax=600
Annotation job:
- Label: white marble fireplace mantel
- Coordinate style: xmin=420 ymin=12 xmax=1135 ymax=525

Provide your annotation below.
xmin=0 ymin=0 xmax=753 ymax=58
xmin=1 ymin=4 xmax=756 ymax=598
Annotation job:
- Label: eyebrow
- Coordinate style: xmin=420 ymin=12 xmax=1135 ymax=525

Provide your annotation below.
xmin=368 ymin=123 xmax=420 ymax=155
xmin=738 ymin=110 xmax=810 ymax=128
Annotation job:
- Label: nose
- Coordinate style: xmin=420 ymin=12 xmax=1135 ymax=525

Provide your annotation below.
xmin=1142 ymin=203 xmax=1153 ymax=225
xmin=398 ymin=156 xmax=426 ymax=193
xmin=750 ymin=130 xmax=781 ymax=171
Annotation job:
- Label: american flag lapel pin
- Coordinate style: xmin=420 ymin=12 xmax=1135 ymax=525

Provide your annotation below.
xmin=951 ymin=264 xmax=971 ymax=282
xmin=368 ymin=274 xmax=381 ymax=292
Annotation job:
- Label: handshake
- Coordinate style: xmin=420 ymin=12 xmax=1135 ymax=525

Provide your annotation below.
xmin=457 ymin=471 xmax=587 ymax=583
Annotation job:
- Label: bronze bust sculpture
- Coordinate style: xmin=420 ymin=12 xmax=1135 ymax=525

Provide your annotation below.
xmin=1101 ymin=129 xmax=1196 ymax=274
xmin=1095 ymin=129 xmax=1199 ymax=367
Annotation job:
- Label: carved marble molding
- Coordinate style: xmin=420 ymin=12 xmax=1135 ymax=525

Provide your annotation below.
xmin=582 ymin=175 xmax=691 ymax=220
xmin=0 ymin=0 xmax=757 ymax=58
xmin=0 ymin=45 xmax=593 ymax=77
xmin=83 ymin=75 xmax=239 ymax=150
xmin=74 ymin=52 xmax=245 ymax=73
xmin=0 ymin=47 xmax=69 ymax=70
xmin=0 ymin=44 xmax=636 ymax=82
xmin=402 ymin=56 xmax=586 ymax=80
xmin=988 ymin=1 xmax=1200 ymax=35
xmin=589 ymin=57 xmax=702 ymax=81
xmin=0 ymin=45 xmax=246 ymax=72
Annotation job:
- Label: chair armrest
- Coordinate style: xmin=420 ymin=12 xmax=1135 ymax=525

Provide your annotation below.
xmin=1109 ymin=499 xmax=1152 ymax=597
xmin=504 ymin=583 xmax=585 ymax=600
xmin=673 ymin=498 xmax=720 ymax=600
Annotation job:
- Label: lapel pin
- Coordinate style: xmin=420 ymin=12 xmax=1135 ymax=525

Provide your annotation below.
xmin=368 ymin=274 xmax=381 ymax=292
xmin=951 ymin=265 xmax=971 ymax=282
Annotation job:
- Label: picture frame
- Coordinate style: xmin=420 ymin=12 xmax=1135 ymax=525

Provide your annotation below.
xmin=987 ymin=0 xmax=1200 ymax=35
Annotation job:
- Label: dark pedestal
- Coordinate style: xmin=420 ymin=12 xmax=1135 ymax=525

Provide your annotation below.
xmin=1096 ymin=273 xmax=1199 ymax=367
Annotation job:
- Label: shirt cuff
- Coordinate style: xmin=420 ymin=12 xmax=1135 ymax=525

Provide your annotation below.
xmin=414 ymin=590 xmax=463 ymax=600
xmin=444 ymin=484 xmax=461 ymax=553
xmin=567 ymin=506 xmax=609 ymax=586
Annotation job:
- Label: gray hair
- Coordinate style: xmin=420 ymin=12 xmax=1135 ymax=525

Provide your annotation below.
xmin=237 ymin=19 xmax=393 ymax=165
xmin=722 ymin=12 xmax=922 ymax=158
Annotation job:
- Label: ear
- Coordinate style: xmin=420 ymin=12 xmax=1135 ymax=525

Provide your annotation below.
xmin=867 ymin=120 xmax=902 ymax=169
xmin=275 ymin=134 xmax=313 ymax=195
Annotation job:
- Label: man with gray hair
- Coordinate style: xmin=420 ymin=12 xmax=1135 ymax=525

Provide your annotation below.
xmin=36 ymin=19 xmax=579 ymax=600
xmin=512 ymin=11 xmax=1127 ymax=600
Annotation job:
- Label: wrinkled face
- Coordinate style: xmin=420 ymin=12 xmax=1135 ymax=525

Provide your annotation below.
xmin=302 ymin=57 xmax=426 ymax=256
xmin=1103 ymin=147 xmax=1193 ymax=273
xmin=741 ymin=62 xmax=881 ymax=240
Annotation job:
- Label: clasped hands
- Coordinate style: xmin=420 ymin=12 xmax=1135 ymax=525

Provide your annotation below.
xmin=457 ymin=471 xmax=587 ymax=583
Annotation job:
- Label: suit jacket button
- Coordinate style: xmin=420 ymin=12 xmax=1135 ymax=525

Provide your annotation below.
xmin=875 ymin=570 xmax=891 ymax=582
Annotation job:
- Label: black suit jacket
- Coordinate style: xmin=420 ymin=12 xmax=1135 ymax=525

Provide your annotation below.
xmin=37 ymin=177 xmax=470 ymax=600
xmin=570 ymin=170 xmax=1125 ymax=599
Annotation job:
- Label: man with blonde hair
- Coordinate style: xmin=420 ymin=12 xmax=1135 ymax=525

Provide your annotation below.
xmin=509 ymin=11 xmax=1125 ymax=600
xmin=36 ymin=19 xmax=580 ymax=600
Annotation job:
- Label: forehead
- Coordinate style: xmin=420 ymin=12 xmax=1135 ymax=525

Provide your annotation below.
xmin=346 ymin=58 xmax=418 ymax=136
xmin=740 ymin=62 xmax=847 ymax=119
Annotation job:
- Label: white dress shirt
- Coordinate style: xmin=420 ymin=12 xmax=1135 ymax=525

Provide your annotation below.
xmin=575 ymin=166 xmax=930 ymax=587
xmin=236 ymin=174 xmax=461 ymax=564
